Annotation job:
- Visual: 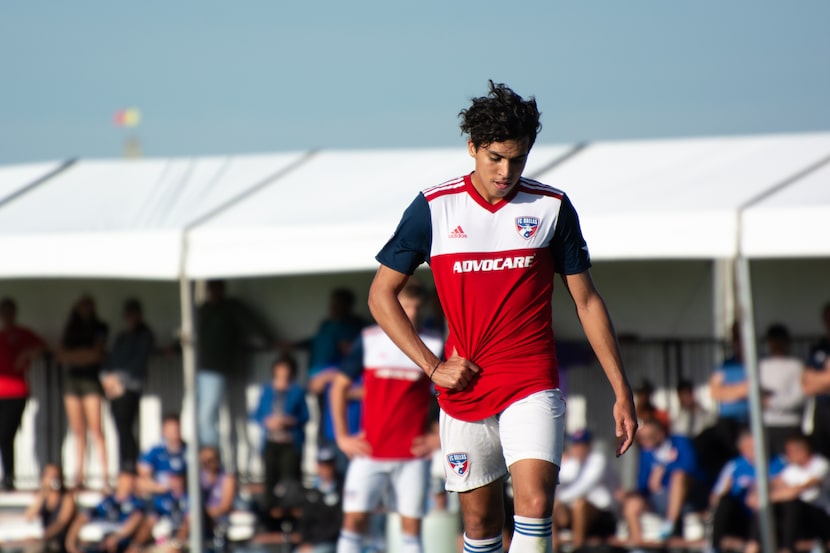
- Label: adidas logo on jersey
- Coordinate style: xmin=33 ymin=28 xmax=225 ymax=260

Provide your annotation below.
xmin=448 ymin=225 xmax=467 ymax=239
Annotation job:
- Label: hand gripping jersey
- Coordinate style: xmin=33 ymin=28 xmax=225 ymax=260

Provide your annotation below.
xmin=341 ymin=325 xmax=444 ymax=459
xmin=377 ymin=173 xmax=591 ymax=422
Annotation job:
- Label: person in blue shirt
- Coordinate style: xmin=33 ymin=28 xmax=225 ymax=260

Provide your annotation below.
xmin=708 ymin=428 xmax=785 ymax=553
xmin=138 ymin=413 xmax=187 ymax=496
xmin=65 ymin=471 xmax=145 ymax=553
xmin=252 ymin=354 xmax=310 ymax=513
xmin=622 ymin=419 xmax=708 ymax=545
xmin=131 ymin=469 xmax=190 ymax=551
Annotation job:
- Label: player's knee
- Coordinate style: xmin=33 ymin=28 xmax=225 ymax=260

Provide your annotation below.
xmin=515 ymin=490 xmax=553 ymax=518
xmin=342 ymin=511 xmax=370 ymax=533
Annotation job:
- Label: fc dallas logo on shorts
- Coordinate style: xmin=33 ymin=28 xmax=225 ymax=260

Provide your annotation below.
xmin=515 ymin=216 xmax=540 ymax=239
xmin=447 ymin=452 xmax=469 ymax=478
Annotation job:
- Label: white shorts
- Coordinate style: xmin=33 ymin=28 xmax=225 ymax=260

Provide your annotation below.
xmin=343 ymin=456 xmax=430 ymax=519
xmin=439 ymin=389 xmax=566 ymax=492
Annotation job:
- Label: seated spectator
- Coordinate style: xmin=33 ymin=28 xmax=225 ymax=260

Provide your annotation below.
xmin=759 ymin=324 xmax=805 ymax=456
xmin=634 ymin=379 xmax=669 ymax=429
xmin=200 ymin=445 xmax=237 ymax=546
xmin=131 ymin=470 xmax=189 ymax=553
xmin=297 ymin=447 xmax=343 ymax=553
xmin=553 ymin=429 xmax=619 ymax=550
xmin=22 ymin=463 xmax=75 ymax=553
xmin=708 ymin=429 xmax=784 ymax=553
xmin=65 ymin=471 xmax=145 ymax=553
xmin=137 ymin=414 xmax=187 ymax=497
xmin=671 ymin=379 xmax=714 ymax=438
xmin=252 ymin=354 xmax=309 ymax=511
xmin=623 ymin=419 xmax=707 ymax=545
xmin=746 ymin=433 xmax=830 ymax=553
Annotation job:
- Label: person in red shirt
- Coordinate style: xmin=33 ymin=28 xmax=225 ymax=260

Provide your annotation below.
xmin=0 ymin=297 xmax=46 ymax=490
xmin=370 ymin=81 xmax=637 ymax=553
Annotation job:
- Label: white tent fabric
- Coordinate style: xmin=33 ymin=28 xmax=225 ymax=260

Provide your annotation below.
xmin=0 ymin=153 xmax=306 ymax=279
xmin=0 ymin=160 xmax=65 ymax=202
xmin=531 ymin=133 xmax=830 ymax=260
xmin=742 ymin=158 xmax=830 ymax=258
xmin=186 ymin=145 xmax=573 ymax=278
xmin=0 ymin=134 xmax=829 ymax=280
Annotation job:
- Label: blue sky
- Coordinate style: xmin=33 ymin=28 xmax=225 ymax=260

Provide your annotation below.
xmin=1 ymin=1 xmax=828 ymax=164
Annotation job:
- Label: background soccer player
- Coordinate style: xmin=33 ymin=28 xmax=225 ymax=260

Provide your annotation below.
xmin=332 ymin=279 xmax=443 ymax=553
xmin=368 ymin=81 xmax=637 ymax=553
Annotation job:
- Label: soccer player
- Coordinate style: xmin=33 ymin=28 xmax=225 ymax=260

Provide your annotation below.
xmin=332 ymin=279 xmax=443 ymax=553
xmin=368 ymin=81 xmax=637 ymax=553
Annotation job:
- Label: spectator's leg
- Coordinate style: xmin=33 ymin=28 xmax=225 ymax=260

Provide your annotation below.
xmin=263 ymin=441 xmax=279 ymax=511
xmin=0 ymin=398 xmax=26 ymax=489
xmin=812 ymin=401 xmax=830 ymax=459
xmin=711 ymin=494 xmax=748 ymax=551
xmin=64 ymin=394 xmax=87 ymax=487
xmin=622 ymin=493 xmax=647 ymax=544
xmin=110 ymin=390 xmax=140 ymax=472
xmin=551 ymin=502 xmax=571 ymax=551
xmin=82 ymin=393 xmax=109 ymax=488
xmin=665 ymin=470 xmax=690 ymax=530
xmin=777 ymin=499 xmax=801 ymax=553
xmin=197 ymin=371 xmax=224 ymax=447
xmin=569 ymin=497 xmax=599 ymax=548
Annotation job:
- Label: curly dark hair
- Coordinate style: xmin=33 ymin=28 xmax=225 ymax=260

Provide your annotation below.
xmin=459 ymin=80 xmax=542 ymax=149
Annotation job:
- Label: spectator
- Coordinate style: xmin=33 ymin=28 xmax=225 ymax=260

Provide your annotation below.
xmin=634 ymin=379 xmax=669 ymax=429
xmin=746 ymin=433 xmax=830 ymax=553
xmin=252 ymin=354 xmax=309 ymax=511
xmin=100 ymin=298 xmax=155 ymax=473
xmin=131 ymin=469 xmax=190 ymax=553
xmin=296 ymin=447 xmax=343 ymax=553
xmin=708 ymin=429 xmax=784 ymax=553
xmin=758 ymin=323 xmax=805 ymax=456
xmin=197 ymin=279 xmax=275 ymax=463
xmin=57 ymin=295 xmax=109 ymax=489
xmin=623 ymin=419 xmax=707 ymax=545
xmin=65 ymin=470 xmax=145 ymax=553
xmin=802 ymin=301 xmax=830 ymax=458
xmin=671 ymin=379 xmax=715 ymax=438
xmin=0 ymin=297 xmax=46 ymax=490
xmin=292 ymin=288 xmax=365 ymax=446
xmin=137 ymin=414 xmax=187 ymax=496
xmin=199 ymin=445 xmax=237 ymax=545
xmin=22 ymin=463 xmax=75 ymax=553
xmin=553 ymin=429 xmax=619 ymax=550
xmin=702 ymin=323 xmax=749 ymax=481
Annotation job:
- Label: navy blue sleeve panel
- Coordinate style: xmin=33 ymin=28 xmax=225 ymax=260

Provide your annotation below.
xmin=550 ymin=193 xmax=592 ymax=275
xmin=375 ymin=193 xmax=432 ymax=275
xmin=338 ymin=336 xmax=365 ymax=381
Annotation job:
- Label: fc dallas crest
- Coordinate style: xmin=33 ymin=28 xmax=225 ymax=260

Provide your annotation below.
xmin=516 ymin=216 xmax=540 ymax=239
xmin=447 ymin=452 xmax=469 ymax=477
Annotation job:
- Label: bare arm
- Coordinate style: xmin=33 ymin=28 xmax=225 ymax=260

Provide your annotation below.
xmin=368 ymin=265 xmax=478 ymax=390
xmin=803 ymin=363 xmax=830 ymax=396
xmin=331 ymin=372 xmax=371 ymax=458
xmin=65 ymin=512 xmax=89 ymax=553
xmin=43 ymin=494 xmax=75 ymax=540
xmin=561 ymin=271 xmax=637 ymax=456
xmin=709 ymin=371 xmax=750 ymax=402
xmin=207 ymin=474 xmax=237 ymax=519
xmin=23 ymin=492 xmax=44 ymax=521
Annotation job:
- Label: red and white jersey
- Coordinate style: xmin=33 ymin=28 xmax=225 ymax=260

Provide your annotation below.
xmin=377 ymin=173 xmax=591 ymax=422
xmin=340 ymin=325 xmax=444 ymax=459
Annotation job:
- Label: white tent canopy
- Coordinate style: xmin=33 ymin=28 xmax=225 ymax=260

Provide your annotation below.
xmin=0 ymin=133 xmax=828 ymax=280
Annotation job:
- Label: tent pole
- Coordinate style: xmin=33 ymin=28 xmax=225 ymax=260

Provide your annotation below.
xmin=735 ymin=256 xmax=775 ymax=553
xmin=179 ymin=274 xmax=204 ymax=552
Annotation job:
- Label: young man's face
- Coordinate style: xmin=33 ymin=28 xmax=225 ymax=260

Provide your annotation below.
xmin=163 ymin=420 xmax=181 ymax=444
xmin=468 ymin=139 xmax=530 ymax=204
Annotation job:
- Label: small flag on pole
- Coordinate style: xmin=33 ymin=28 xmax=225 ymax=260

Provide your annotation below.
xmin=114 ymin=108 xmax=142 ymax=127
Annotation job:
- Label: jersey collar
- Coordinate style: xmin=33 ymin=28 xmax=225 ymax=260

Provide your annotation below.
xmin=465 ymin=173 xmax=520 ymax=213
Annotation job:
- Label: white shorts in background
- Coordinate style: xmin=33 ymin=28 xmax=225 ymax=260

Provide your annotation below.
xmin=439 ymin=388 xmax=566 ymax=492
xmin=343 ymin=456 xmax=430 ymax=519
